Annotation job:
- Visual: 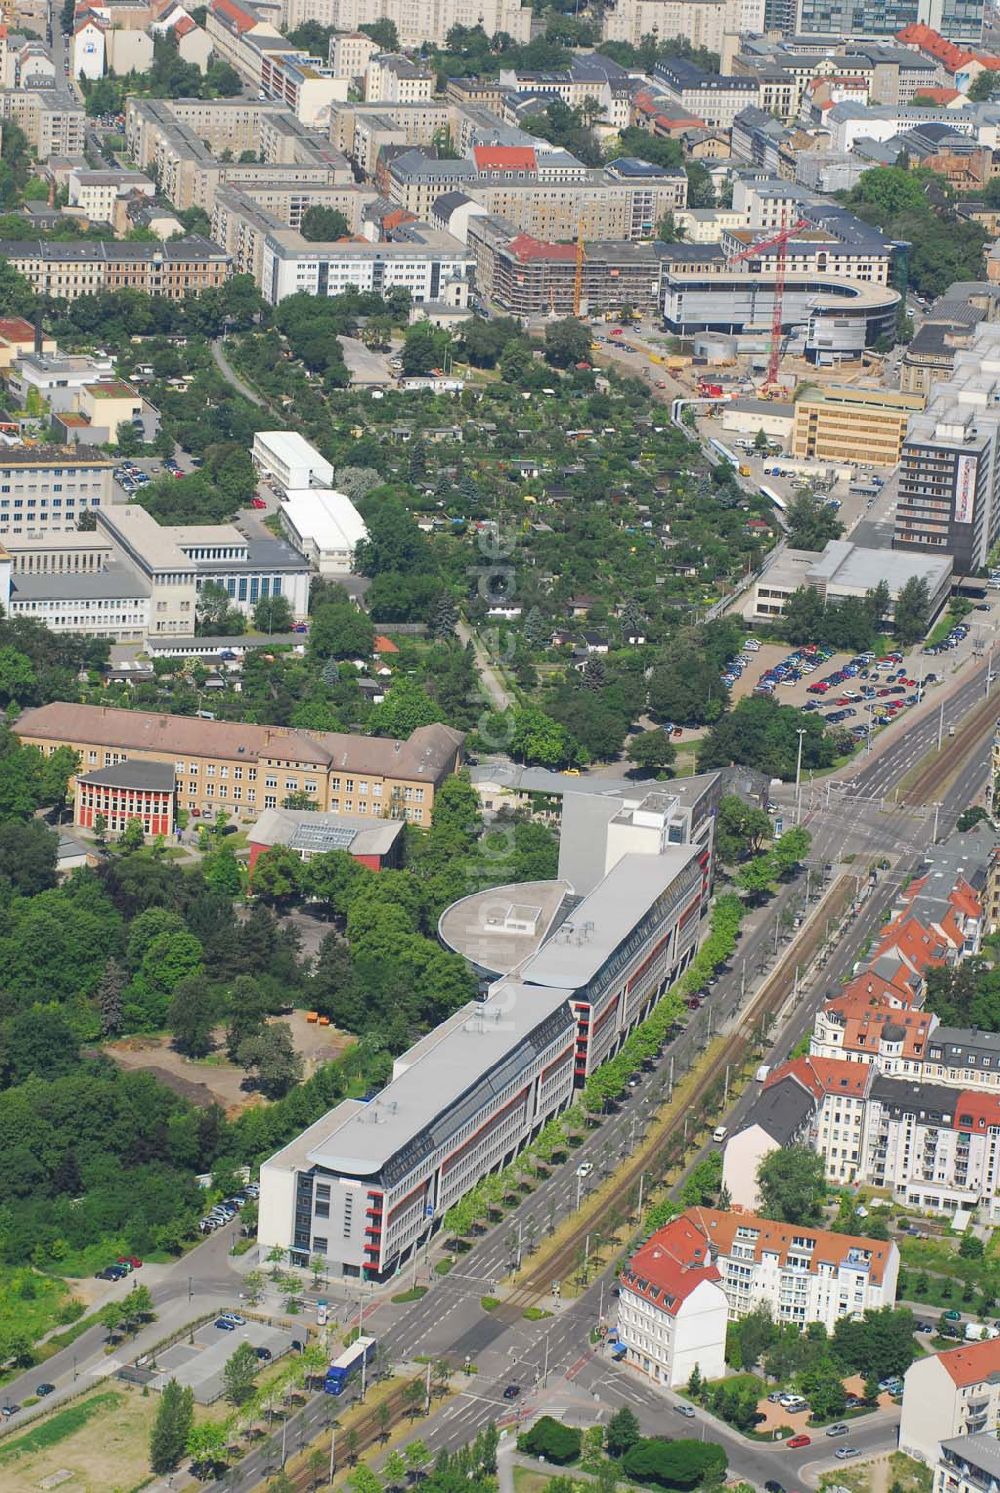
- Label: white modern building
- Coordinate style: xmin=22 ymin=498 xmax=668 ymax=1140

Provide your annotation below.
xmin=901 ymin=1340 xmax=1000 ymax=1467
xmin=258 ymin=224 xmax=472 ymax=307
xmin=279 ymin=488 xmax=367 ymax=574
xmin=259 ymin=777 xmax=720 ymax=1278
xmin=259 ymin=979 xmax=578 ymax=1277
xmin=935 ymin=1434 xmax=1000 ymax=1493
xmin=0 ymin=445 xmax=114 ymax=536
xmin=252 ymin=431 xmax=333 ymax=494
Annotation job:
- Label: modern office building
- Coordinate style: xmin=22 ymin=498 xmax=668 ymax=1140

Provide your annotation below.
xmin=659 ymin=245 xmax=899 ymax=359
xmin=791 ymin=386 xmax=926 ymax=467
xmin=252 ymin=431 xmax=333 ymax=493
xmin=794 ymin=0 xmax=986 ymax=44
xmin=901 ymin=1341 xmax=1000 ymax=1466
xmin=259 ymin=780 xmax=718 ymax=1277
xmin=2 ymin=563 xmax=150 ymax=641
xmin=278 ymin=489 xmax=368 ymax=574
xmin=15 ymin=702 xmax=464 ymax=828
xmin=895 ymin=323 xmax=1000 ymax=572
xmin=95 ymin=505 xmax=311 ymax=630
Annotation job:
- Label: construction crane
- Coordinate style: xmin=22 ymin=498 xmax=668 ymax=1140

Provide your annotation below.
xmin=573 ymin=219 xmax=585 ymax=318
xmin=728 ymin=217 xmax=810 ymax=393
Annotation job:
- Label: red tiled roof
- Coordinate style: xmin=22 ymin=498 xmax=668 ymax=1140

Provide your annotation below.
xmin=373 ymin=634 xmax=399 ymax=655
xmin=174 ymin=14 xmax=197 ymax=35
xmin=953 ymin=1089 xmax=1000 ymax=1133
xmin=765 ymin=1054 xmax=871 ymax=1099
xmin=211 ymin=0 xmax=257 ymax=32
xmin=473 ymin=145 xmax=536 ymax=173
xmin=686 ymin=1206 xmax=894 ymax=1285
xmin=508 ymin=233 xmax=576 ymax=263
xmin=0 ymin=317 xmax=38 ymax=342
xmin=619 ymin=1215 xmax=721 ymax=1316
xmin=936 ymin=1337 xmax=1000 ymax=1386
xmin=913 ymin=85 xmax=963 ymax=102
xmin=896 ymin=22 xmax=1000 ymax=71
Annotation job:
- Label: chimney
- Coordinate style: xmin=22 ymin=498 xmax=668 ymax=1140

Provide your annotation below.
xmin=33 ymin=310 xmax=43 ymax=355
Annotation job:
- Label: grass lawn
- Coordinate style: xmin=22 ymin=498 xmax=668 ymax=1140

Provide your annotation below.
xmin=0 ymin=1268 xmax=80 ymax=1347
xmin=0 ymin=1387 xmax=153 ymax=1493
xmin=514 ymin=1468 xmax=567 ymax=1493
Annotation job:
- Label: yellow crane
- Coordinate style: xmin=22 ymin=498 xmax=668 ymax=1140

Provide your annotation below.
xmin=573 ymin=219 xmax=585 ymax=318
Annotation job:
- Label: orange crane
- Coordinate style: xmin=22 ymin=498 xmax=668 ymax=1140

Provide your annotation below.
xmin=573 ymin=219 xmax=585 ymax=317
xmin=728 ymin=217 xmax=810 ymax=392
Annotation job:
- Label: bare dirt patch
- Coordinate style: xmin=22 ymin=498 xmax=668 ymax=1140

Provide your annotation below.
xmin=105 ymin=1013 xmax=349 ymax=1117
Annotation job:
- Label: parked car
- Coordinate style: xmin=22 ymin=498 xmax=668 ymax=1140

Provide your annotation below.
xmin=256 ymin=1347 xmax=272 ymax=1362
xmin=214 ymin=1318 xmax=237 ymax=1331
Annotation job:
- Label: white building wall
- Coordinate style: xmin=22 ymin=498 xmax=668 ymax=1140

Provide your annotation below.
xmin=721 ymin=1124 xmax=777 ymax=1210
xmin=617 ymin=1276 xmax=728 ymax=1388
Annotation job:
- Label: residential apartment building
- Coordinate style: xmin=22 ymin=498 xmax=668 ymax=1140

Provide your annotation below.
xmin=901 ymin=1341 xmax=1000 ymax=1467
xmin=603 ymin=0 xmax=762 ymax=52
xmin=327 ymin=31 xmax=378 ymax=80
xmin=15 ymin=702 xmax=464 ymax=828
xmin=258 ymin=220 xmax=472 ymax=306
xmin=863 ymin=1079 xmax=1000 ymax=1218
xmin=653 ymin=60 xmax=758 ymax=130
xmin=791 ymin=386 xmax=927 ymax=467
xmin=68 ymin=168 xmax=155 ymax=224
xmin=895 ymin=322 xmax=1000 ymax=572
xmin=286 ymin=0 xmax=531 ymax=49
xmin=0 ymin=237 xmax=230 ymax=302
xmin=364 ymin=54 xmax=434 ymax=103
xmin=0 ymin=446 xmax=113 ymax=537
xmin=210 ymin=184 xmax=379 ymax=282
xmin=258 ymin=48 xmax=349 ymax=125
xmin=0 ymin=86 xmax=86 ymax=160
xmin=935 ymin=1434 xmax=1000 ymax=1493
xmin=616 ymin=1217 xmax=729 ymax=1388
xmin=467 ymin=215 xmax=666 ymax=318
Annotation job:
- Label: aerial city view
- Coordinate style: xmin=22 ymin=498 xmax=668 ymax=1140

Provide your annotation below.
xmin=6 ymin=0 xmax=1000 ymax=1490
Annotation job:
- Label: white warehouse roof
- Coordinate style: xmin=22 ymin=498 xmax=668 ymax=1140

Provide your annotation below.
xmin=281 ymin=488 xmax=368 ymax=556
xmin=252 ymin=431 xmax=333 ymax=483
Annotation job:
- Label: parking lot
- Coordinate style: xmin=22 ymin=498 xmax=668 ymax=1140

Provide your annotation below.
xmin=113 ymin=454 xmax=194 ymax=502
xmin=151 ymin=1315 xmax=298 ymax=1404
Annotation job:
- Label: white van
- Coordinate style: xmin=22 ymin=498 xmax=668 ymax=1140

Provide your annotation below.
xmin=712 ymin=1125 xmax=728 ymax=1143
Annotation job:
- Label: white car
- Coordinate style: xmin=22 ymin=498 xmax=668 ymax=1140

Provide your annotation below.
xmin=835 ymin=1448 xmax=860 ymax=1461
xmin=576 ymin=1161 xmax=593 ymax=1178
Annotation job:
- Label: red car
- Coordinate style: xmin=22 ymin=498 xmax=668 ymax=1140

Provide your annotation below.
xmin=250 ymin=497 xmax=268 ymax=510
xmin=118 ymin=1255 xmax=142 ymax=1269
xmin=787 ymin=1435 xmax=811 ymax=1450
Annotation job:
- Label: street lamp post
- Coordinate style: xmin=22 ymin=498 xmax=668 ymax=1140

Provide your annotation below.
xmin=794 ymin=727 xmax=806 ymax=823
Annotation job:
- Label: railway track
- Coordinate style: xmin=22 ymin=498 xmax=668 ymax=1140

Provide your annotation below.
xmin=490 ymin=875 xmax=855 ymax=1318
xmin=902 ymin=685 xmax=997 ymax=807
xmin=253 ymin=1379 xmax=423 ymax=1491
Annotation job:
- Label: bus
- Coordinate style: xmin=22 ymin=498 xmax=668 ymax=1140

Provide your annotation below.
xmin=759 ymin=483 xmax=787 ymax=513
xmin=324 ymin=1335 xmax=377 ymax=1396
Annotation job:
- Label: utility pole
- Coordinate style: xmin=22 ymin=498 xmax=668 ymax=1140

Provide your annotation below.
xmin=723 ymin=1063 xmax=730 ymax=1108
xmin=329 ymin=1425 xmax=336 ymax=1483
xmin=630 ymin=1114 xmax=637 ymax=1152
xmin=542 ymin=1334 xmax=550 ymax=1388
xmin=933 ymin=802 xmax=941 ymax=841
xmin=425 ymin=1358 xmax=432 ymax=1413
xmin=938 ymin=698 xmax=945 ymax=750
xmin=668 ymin=1054 xmax=674 ymax=1100
xmin=637 ymin=1171 xmax=645 ymax=1216
xmin=741 ymin=959 xmax=747 ymax=998
xmin=774 ymin=919 xmax=780 ymax=956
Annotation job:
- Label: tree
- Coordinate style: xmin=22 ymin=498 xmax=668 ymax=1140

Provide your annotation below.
xmin=627 ymin=730 xmax=676 ymax=775
xmin=301 ymin=206 xmax=350 ymax=241
xmin=698 ymin=697 xmax=838 ymax=779
xmin=167 ymin=975 xmax=215 ymax=1057
xmin=252 ymin=845 xmax=303 ymax=906
xmin=621 ymin=1438 xmax=726 ymax=1490
xmin=0 ymin=646 xmax=35 ymax=706
xmin=187 ymin=1420 xmax=229 ymax=1470
xmin=832 ymin=1307 xmax=917 ymax=1381
xmin=348 ymin=1465 xmax=383 ymax=1493
xmin=150 ymin=1377 xmax=194 ymax=1474
xmin=785 ymin=491 xmax=843 ymax=551
xmin=543 ymin=318 xmax=591 ymax=369
xmin=384 ymin=1451 xmax=407 ymax=1489
xmin=715 ymin=794 xmax=773 ymax=864
xmin=801 ymin=1357 xmax=847 ymax=1421
xmin=404 ymin=1441 xmax=429 ymax=1477
xmin=237 ymin=1022 xmax=303 ymax=1098
xmin=223 ymin=1340 xmax=260 ymax=1404
xmin=253 ymin=594 xmax=294 ymax=634
xmin=605 ymin=1406 xmax=640 ymax=1457
xmin=359 ymin=17 xmax=398 ymax=48
xmin=97 ymin=957 xmax=126 ymax=1037
xmin=894 ymin=575 xmax=931 ymax=646
xmin=757 ymin=1146 xmax=826 ymax=1224
xmin=0 ymin=818 xmax=57 ymax=896
xmin=518 ymin=1417 xmax=581 ymax=1464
